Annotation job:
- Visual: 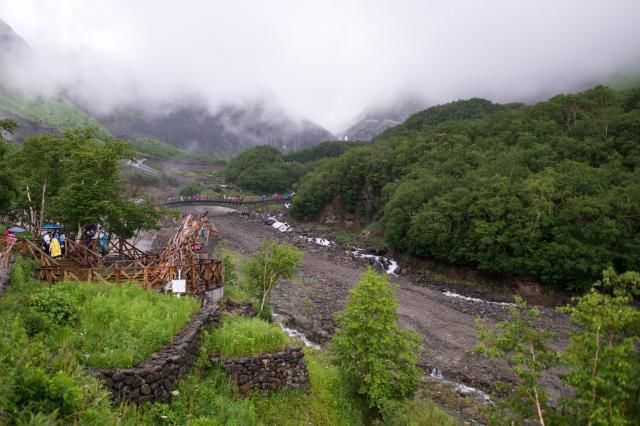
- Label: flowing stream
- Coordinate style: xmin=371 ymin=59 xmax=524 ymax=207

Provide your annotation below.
xmin=442 ymin=290 xmax=516 ymax=306
xmin=430 ymin=368 xmax=494 ymax=404
xmin=272 ymin=314 xmax=321 ymax=350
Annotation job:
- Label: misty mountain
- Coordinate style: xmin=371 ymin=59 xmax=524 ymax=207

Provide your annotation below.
xmin=0 ymin=18 xmax=27 ymax=55
xmin=0 ymin=18 xmax=335 ymax=157
xmin=0 ymin=19 xmax=64 ymax=140
xmin=340 ymin=96 xmax=427 ymax=141
xmin=96 ymin=102 xmax=336 ymax=159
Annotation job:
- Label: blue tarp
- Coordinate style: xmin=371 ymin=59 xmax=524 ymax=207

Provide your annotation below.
xmin=42 ymin=224 xmax=62 ymax=230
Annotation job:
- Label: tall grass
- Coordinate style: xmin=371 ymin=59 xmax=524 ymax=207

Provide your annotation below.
xmin=49 ymin=282 xmax=200 ymax=368
xmin=1 ymin=270 xmax=200 ymax=368
xmin=252 ymin=350 xmax=365 ymax=425
xmin=206 ymin=315 xmax=288 ymax=357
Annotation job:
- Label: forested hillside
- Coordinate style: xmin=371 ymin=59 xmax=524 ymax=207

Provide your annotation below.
xmin=225 ymin=141 xmax=366 ymax=193
xmin=291 ymin=86 xmax=640 ymax=290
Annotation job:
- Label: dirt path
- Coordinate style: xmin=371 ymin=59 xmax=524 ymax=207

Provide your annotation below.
xmin=190 ymin=207 xmax=571 ymax=402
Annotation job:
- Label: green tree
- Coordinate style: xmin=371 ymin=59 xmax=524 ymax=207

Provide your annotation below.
xmin=225 ymin=145 xmax=305 ymax=193
xmin=0 ymin=119 xmax=17 ymax=212
xmin=222 ymin=254 xmax=238 ymax=287
xmin=179 ymin=182 xmax=204 ymax=196
xmin=476 ymin=296 xmax=557 ymax=426
xmin=559 ymin=268 xmax=640 ymax=425
xmin=244 ymin=240 xmax=302 ymax=314
xmin=9 ymin=128 xmax=159 ymax=238
xmin=331 ymin=269 xmax=421 ymax=413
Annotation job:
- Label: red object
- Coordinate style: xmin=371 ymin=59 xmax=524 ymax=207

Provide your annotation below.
xmin=3 ymin=230 xmax=16 ymax=248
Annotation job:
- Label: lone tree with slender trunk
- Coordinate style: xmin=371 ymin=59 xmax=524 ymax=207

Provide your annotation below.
xmin=245 ymin=240 xmax=302 ymax=314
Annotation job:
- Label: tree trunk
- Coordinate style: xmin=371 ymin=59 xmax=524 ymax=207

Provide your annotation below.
xmin=26 ymin=185 xmax=36 ymax=233
xmin=36 ymin=178 xmax=47 ymax=236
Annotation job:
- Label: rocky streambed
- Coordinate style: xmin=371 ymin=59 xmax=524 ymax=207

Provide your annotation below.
xmin=181 ymin=206 xmax=572 ymax=406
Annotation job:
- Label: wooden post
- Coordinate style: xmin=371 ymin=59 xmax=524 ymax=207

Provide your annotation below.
xmin=191 ymin=263 xmax=196 ymax=294
xmin=115 ymin=266 xmax=120 ymax=284
xmin=143 ymin=267 xmax=148 ymax=289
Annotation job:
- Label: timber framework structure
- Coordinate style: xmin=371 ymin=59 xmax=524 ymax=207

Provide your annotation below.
xmin=14 ymin=213 xmax=223 ymax=303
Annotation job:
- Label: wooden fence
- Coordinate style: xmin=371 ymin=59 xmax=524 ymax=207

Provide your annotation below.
xmin=14 ymin=238 xmax=222 ymax=294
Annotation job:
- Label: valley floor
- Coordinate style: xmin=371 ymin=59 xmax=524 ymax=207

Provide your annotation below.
xmin=188 ymin=207 xmax=574 ymax=417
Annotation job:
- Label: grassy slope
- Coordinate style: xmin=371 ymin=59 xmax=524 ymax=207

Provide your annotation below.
xmin=0 ymin=267 xmax=199 ymax=368
xmin=1 ymin=257 xmax=459 ymax=425
xmin=131 ymin=137 xmax=223 ymax=163
xmin=0 ymin=91 xmax=111 ymax=138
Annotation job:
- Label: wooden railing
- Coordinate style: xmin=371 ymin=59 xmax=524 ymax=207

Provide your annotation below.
xmin=103 ymin=238 xmax=147 ymax=260
xmin=14 ymin=238 xmax=60 ymax=268
xmin=34 ymin=259 xmax=223 ymax=293
xmin=65 ymin=239 xmax=103 ymax=268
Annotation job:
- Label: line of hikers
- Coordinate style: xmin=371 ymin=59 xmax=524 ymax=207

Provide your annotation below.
xmin=41 ymin=224 xmax=109 ymax=259
xmin=165 ymin=192 xmax=294 ymax=204
xmin=41 ymin=230 xmax=65 ymax=259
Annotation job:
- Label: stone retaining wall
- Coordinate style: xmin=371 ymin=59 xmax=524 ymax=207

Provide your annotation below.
xmin=212 ymin=346 xmax=310 ymax=395
xmin=88 ymin=306 xmax=220 ymax=404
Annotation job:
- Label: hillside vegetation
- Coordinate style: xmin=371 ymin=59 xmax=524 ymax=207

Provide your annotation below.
xmin=130 ymin=137 xmax=223 ymax=163
xmin=291 ymin=86 xmax=640 ymax=290
xmin=0 ymin=91 xmax=110 ymax=138
xmin=225 ymin=141 xmax=366 ymax=193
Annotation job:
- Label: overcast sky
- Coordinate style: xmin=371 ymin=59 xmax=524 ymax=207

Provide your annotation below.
xmin=1 ymin=0 xmax=640 ymax=131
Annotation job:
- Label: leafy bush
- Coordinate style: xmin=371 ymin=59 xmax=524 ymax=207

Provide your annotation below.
xmin=222 ymin=255 xmax=238 ymax=287
xmin=23 ymin=311 xmax=53 ymax=336
xmin=28 ymin=289 xmax=78 ymax=327
xmin=207 ymin=315 xmax=288 ymax=357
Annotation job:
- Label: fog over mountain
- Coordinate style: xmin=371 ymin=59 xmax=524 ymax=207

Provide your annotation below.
xmin=1 ymin=0 xmax=640 ymax=134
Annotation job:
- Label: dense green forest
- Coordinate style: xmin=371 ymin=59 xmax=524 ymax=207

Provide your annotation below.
xmin=290 ymin=86 xmax=640 ymax=290
xmin=224 ymin=141 xmax=364 ymax=193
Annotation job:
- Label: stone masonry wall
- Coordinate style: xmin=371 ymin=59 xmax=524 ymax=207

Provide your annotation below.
xmin=88 ymin=305 xmax=220 ymax=404
xmin=213 ymin=346 xmax=310 ymax=395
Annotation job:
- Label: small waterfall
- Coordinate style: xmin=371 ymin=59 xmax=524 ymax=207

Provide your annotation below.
xmin=429 ymin=366 xmax=493 ymax=404
xmin=272 ymin=314 xmax=321 ymax=350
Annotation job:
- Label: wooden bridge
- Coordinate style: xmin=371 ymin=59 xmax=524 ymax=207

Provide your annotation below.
xmin=15 ymin=234 xmax=223 ymax=301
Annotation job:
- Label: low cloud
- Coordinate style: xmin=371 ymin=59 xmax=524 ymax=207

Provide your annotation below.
xmin=1 ymin=0 xmax=639 ymax=131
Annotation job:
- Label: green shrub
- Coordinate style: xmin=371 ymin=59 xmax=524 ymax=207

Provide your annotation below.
xmin=23 ymin=311 xmax=52 ymax=336
xmin=14 ymin=367 xmax=82 ymax=418
xmin=28 ymin=289 xmax=78 ymax=327
xmin=9 ymin=257 xmax=36 ymax=288
xmin=222 ymin=255 xmax=238 ymax=287
xmin=256 ymin=303 xmax=273 ymax=322
xmin=207 ymin=315 xmax=288 ymax=357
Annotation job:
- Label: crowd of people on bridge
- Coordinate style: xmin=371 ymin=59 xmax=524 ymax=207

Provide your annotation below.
xmin=165 ymin=192 xmax=294 ymax=204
